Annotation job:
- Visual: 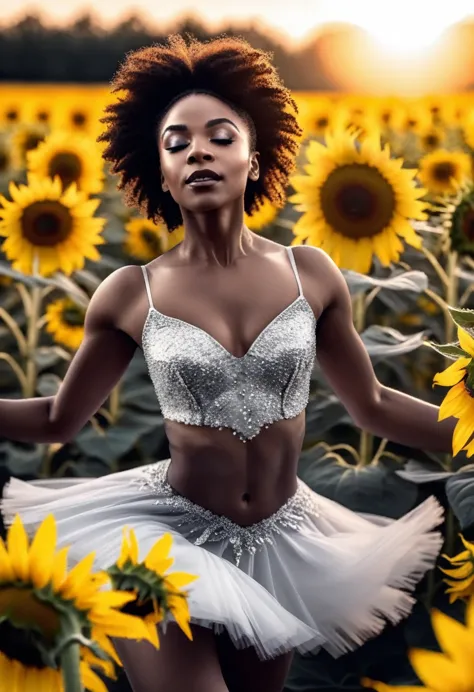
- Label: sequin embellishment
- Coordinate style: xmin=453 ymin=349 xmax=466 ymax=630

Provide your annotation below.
xmin=134 ymin=459 xmax=320 ymax=566
xmin=141 ymin=247 xmax=317 ymax=443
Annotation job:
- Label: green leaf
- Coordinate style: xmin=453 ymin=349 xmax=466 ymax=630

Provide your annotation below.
xmin=446 ymin=467 xmax=474 ymax=530
xmin=343 ymin=269 xmax=428 ymax=296
xmin=448 ymin=307 xmax=474 ymax=337
xmin=297 ymin=447 xmax=418 ymax=518
xmin=424 ymin=340 xmax=468 ymax=360
xmin=361 ymin=326 xmax=426 ymax=359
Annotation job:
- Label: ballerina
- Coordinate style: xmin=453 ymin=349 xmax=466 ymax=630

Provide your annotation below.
xmin=1 ymin=34 xmax=456 ymax=692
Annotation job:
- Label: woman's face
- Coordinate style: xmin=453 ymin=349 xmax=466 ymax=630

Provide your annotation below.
xmin=158 ymin=93 xmax=259 ymax=214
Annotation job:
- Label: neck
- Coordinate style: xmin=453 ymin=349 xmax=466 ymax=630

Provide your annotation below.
xmin=178 ymin=205 xmax=255 ymax=267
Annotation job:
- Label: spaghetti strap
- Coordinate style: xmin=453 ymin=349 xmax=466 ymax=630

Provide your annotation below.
xmin=141 ymin=266 xmax=154 ymax=309
xmin=286 ymin=246 xmax=303 ymax=298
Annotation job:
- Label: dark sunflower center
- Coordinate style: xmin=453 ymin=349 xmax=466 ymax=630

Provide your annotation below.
xmin=0 ymin=148 xmax=9 ymax=172
xmin=37 ymin=110 xmax=50 ymax=122
xmin=381 ymin=111 xmax=391 ymax=124
xmin=316 ymin=117 xmax=329 ymax=128
xmin=336 ymin=185 xmax=375 ymax=221
xmin=47 ymin=152 xmax=82 ymax=190
xmin=320 ymin=164 xmax=396 ymax=240
xmin=433 ymin=162 xmax=456 ymax=182
xmin=62 ymin=304 xmax=85 ymax=327
xmin=0 ymin=588 xmax=61 ymax=668
xmin=22 ymin=201 xmax=73 ymax=246
xmin=461 ymin=209 xmax=474 ymax=241
xmin=141 ymin=229 xmax=164 ymax=255
xmin=72 ymin=111 xmax=87 ymax=127
xmin=0 ymin=620 xmax=47 ymax=669
xmin=6 ymin=109 xmax=18 ymax=122
xmin=407 ymin=118 xmax=417 ymax=128
xmin=23 ymin=133 xmax=45 ymax=154
xmin=424 ymin=134 xmax=440 ymax=149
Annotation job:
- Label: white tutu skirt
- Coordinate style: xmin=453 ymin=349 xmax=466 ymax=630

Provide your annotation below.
xmin=1 ymin=458 xmax=444 ymax=661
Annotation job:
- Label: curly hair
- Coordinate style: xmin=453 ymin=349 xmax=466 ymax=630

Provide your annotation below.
xmin=98 ymin=34 xmax=302 ymax=231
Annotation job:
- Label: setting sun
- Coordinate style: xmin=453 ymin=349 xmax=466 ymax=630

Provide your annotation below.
xmin=321 ymin=3 xmax=474 ymax=55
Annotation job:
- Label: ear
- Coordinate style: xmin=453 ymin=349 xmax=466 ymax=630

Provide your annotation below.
xmin=248 ymin=151 xmax=260 ymax=182
xmin=161 ymin=174 xmax=169 ymax=193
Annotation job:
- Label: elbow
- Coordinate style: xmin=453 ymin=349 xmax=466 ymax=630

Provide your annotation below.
xmin=352 ymin=384 xmax=384 ymax=431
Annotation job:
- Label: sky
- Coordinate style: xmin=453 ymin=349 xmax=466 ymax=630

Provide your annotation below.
xmin=2 ymin=1 xmax=474 ymax=45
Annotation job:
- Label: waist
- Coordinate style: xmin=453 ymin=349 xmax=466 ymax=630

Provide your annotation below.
xmin=163 ymin=413 xmax=305 ymax=525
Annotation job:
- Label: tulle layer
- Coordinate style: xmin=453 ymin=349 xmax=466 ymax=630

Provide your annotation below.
xmin=1 ymin=459 xmax=444 ymax=661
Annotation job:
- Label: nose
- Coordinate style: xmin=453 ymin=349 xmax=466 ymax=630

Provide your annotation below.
xmin=186 ymin=142 xmax=214 ymax=165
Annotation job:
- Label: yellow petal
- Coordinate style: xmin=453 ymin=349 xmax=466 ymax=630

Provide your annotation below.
xmin=144 ymin=615 xmax=160 ymax=649
xmin=409 ymin=648 xmax=467 ymax=690
xmin=128 ymin=528 xmax=139 ymax=564
xmin=440 ymin=562 xmax=474 ymax=578
xmin=453 ymin=412 xmax=474 ymax=456
xmin=28 ymin=515 xmax=57 ymax=589
xmin=79 ymin=661 xmax=108 ymax=692
xmin=164 ymin=572 xmax=198 ymax=589
xmin=7 ymin=515 xmax=30 ymax=582
xmin=51 ymin=546 xmax=70 ymax=591
xmin=458 ymin=326 xmax=474 ymax=359
xmin=431 ymin=608 xmax=474 ymax=666
xmin=59 ymin=552 xmax=96 ymax=599
xmin=144 ymin=533 xmax=174 ymax=573
xmin=0 ymin=537 xmax=14 ymax=582
xmin=438 ymin=381 xmax=466 ymax=420
xmin=433 ymin=357 xmax=469 ymax=388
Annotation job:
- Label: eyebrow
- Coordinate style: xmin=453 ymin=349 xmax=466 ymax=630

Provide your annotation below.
xmin=161 ymin=117 xmax=240 ymax=139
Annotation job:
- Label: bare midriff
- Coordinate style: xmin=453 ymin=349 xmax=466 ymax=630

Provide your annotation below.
xmin=164 ymin=410 xmax=305 ymax=526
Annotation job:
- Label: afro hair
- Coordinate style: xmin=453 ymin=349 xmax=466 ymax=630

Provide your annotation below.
xmin=98 ymin=34 xmax=302 ymax=231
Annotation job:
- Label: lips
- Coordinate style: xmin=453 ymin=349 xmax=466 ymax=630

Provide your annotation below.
xmin=185 ymin=169 xmax=222 ymax=184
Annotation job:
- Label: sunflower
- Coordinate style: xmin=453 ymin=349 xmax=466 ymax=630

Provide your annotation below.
xmin=289 ymin=128 xmax=427 ymax=273
xmin=0 ymin=174 xmax=106 ymax=276
xmin=298 ymin=97 xmax=333 ymax=138
xmin=440 ymin=534 xmax=474 ymax=603
xmin=244 ymin=197 xmax=279 ymax=231
xmin=123 ymin=218 xmax=184 ymax=260
xmin=397 ymin=103 xmax=433 ymax=135
xmin=44 ymin=298 xmax=86 ymax=350
xmin=0 ymin=514 xmax=154 ymax=692
xmin=361 ymin=596 xmax=474 ymax=692
xmin=27 ymin=130 xmax=105 ymax=196
xmin=106 ymin=528 xmax=198 ymax=649
xmin=10 ymin=123 xmax=49 ymax=171
xmin=0 ymin=102 xmax=22 ymax=129
xmin=0 ymin=135 xmax=12 ymax=176
xmin=418 ymin=149 xmax=472 ymax=197
xmin=436 ymin=182 xmax=474 ymax=256
xmin=433 ymin=325 xmax=474 ymax=456
xmin=417 ymin=125 xmax=446 ymax=153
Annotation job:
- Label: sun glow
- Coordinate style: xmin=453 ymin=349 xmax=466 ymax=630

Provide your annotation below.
xmin=316 ymin=2 xmax=474 ymax=55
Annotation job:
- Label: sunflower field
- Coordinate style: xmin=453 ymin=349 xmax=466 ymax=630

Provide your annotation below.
xmin=1 ymin=84 xmax=474 ymax=691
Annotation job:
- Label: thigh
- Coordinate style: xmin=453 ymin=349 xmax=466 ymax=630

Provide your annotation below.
xmin=113 ymin=623 xmax=229 ymax=692
xmin=216 ymin=630 xmax=294 ymax=692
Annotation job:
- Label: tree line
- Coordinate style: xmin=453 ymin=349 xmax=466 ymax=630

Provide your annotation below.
xmin=0 ymin=12 xmax=336 ymax=90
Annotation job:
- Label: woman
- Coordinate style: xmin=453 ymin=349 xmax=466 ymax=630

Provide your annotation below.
xmin=1 ymin=35 xmax=455 ymax=692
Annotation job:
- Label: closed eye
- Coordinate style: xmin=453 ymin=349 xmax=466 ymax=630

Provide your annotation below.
xmin=165 ymin=137 xmax=234 ymax=153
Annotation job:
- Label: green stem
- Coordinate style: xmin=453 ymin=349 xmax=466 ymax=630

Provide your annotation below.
xmin=353 ymin=293 xmax=374 ymax=465
xmin=445 ymin=250 xmax=459 ymax=343
xmin=60 ymin=641 xmax=83 ymax=692
xmin=359 ymin=430 xmax=374 ymax=466
xmin=24 ymin=275 xmax=42 ymax=398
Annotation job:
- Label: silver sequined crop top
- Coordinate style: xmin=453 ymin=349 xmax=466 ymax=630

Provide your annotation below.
xmin=141 ymin=246 xmax=317 ymax=442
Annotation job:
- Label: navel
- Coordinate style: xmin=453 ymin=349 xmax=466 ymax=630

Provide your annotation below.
xmin=242 ymin=492 xmax=251 ymax=502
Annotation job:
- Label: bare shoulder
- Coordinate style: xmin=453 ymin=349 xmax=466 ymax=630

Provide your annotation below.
xmin=85 ymin=264 xmax=146 ymax=330
xmin=290 ymin=245 xmax=348 ymax=309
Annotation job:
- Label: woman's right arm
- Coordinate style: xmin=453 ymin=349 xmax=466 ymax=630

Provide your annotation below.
xmin=0 ymin=266 xmax=140 ymax=444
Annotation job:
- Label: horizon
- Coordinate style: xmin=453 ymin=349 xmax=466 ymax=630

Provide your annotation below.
xmin=2 ymin=2 xmax=474 ymax=47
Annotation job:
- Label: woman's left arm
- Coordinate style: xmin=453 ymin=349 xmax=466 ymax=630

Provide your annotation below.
xmin=305 ymin=247 xmax=456 ymax=453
